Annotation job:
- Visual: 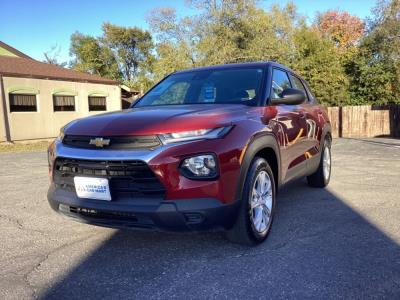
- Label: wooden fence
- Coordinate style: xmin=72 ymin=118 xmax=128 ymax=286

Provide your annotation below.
xmin=327 ymin=105 xmax=400 ymax=138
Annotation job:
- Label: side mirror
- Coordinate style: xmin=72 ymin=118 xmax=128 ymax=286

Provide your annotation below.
xmin=271 ymin=88 xmax=306 ymax=105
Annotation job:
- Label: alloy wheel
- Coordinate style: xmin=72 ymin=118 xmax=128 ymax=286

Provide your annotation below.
xmin=250 ymin=171 xmax=273 ymax=233
xmin=323 ymin=146 xmax=331 ymax=181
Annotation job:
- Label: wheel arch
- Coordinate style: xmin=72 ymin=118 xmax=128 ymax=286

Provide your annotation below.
xmin=235 ymin=133 xmax=281 ymax=203
xmin=321 ymin=123 xmax=332 ymax=144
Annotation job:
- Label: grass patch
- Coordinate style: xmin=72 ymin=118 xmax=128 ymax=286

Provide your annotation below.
xmin=0 ymin=141 xmax=51 ymax=153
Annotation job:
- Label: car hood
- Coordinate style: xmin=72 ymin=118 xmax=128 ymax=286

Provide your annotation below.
xmin=64 ymin=104 xmax=256 ymax=136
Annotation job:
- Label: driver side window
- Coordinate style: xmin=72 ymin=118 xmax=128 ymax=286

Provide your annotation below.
xmin=271 ymin=69 xmax=291 ymax=99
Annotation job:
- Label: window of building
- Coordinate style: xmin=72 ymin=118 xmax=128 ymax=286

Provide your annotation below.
xmin=88 ymin=96 xmax=107 ymax=111
xmin=9 ymin=94 xmax=37 ymax=112
xmin=53 ymin=95 xmax=75 ymax=111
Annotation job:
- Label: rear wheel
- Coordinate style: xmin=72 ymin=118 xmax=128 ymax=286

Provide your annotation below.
xmin=307 ymin=138 xmax=331 ymax=188
xmin=226 ymin=158 xmax=276 ymax=245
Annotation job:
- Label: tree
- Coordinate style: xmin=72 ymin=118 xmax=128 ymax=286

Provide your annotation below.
xmin=69 ymin=24 xmax=154 ymax=89
xmin=66 ymin=0 xmax=398 ymax=105
xmin=147 ymin=0 xmax=347 ymax=105
xmin=43 ymin=45 xmax=67 ymax=67
xmin=147 ymin=7 xmax=198 ymax=81
xmin=70 ymin=32 xmax=121 ymax=80
xmin=290 ymin=28 xmax=349 ymax=106
xmin=102 ymin=23 xmax=154 ymax=82
xmin=310 ymin=10 xmax=365 ymax=105
xmin=315 ymin=10 xmax=364 ymax=50
xmin=347 ymin=0 xmax=400 ymax=104
xmin=194 ymin=0 xmax=262 ymax=64
xmin=147 ymin=1 xmax=304 ymax=71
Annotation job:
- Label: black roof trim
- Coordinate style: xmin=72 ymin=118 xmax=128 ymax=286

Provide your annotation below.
xmin=173 ymin=61 xmax=295 ymax=74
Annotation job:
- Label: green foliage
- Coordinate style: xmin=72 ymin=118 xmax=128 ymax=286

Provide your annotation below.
xmin=290 ymin=28 xmax=349 ymax=106
xmin=102 ymin=23 xmax=154 ymax=82
xmin=147 ymin=1 xmax=348 ymax=105
xmin=68 ymin=0 xmax=400 ymax=106
xmin=147 ymin=7 xmax=198 ymax=82
xmin=346 ymin=0 xmax=400 ymax=104
xmin=69 ymin=24 xmax=154 ymax=89
xmin=315 ymin=10 xmax=365 ymax=49
xmin=347 ymin=54 xmax=396 ymax=104
xmin=70 ymin=32 xmax=121 ymax=80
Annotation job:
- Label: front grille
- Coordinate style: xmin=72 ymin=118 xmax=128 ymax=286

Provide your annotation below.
xmin=53 ymin=158 xmax=165 ymax=199
xmin=63 ymin=135 xmax=161 ymax=150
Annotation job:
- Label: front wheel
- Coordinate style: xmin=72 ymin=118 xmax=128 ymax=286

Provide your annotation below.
xmin=226 ymin=158 xmax=276 ymax=245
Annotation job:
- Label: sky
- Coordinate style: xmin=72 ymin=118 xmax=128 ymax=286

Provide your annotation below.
xmin=0 ymin=0 xmax=377 ymax=62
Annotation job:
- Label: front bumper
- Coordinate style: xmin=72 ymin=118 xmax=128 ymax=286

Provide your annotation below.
xmin=48 ymin=185 xmax=239 ymax=231
xmin=49 ymin=132 xmax=243 ymax=205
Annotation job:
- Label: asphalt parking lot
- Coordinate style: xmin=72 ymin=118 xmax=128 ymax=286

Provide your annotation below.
xmin=0 ymin=138 xmax=399 ymax=299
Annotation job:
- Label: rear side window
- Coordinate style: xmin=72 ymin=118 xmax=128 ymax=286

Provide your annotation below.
xmin=271 ymin=69 xmax=291 ymax=99
xmin=289 ymin=74 xmax=309 ymax=101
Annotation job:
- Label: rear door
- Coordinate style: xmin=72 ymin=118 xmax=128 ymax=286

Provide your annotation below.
xmin=268 ymin=68 xmax=308 ymax=181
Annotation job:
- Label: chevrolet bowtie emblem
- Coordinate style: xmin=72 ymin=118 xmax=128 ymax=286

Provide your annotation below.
xmin=89 ymin=137 xmax=110 ymax=147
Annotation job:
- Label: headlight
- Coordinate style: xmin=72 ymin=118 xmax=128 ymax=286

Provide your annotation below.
xmin=57 ymin=126 xmax=66 ymax=141
xmin=47 ymin=141 xmax=56 ymax=178
xmin=159 ymin=126 xmax=232 ymax=144
xmin=57 ymin=119 xmax=78 ymax=142
xmin=180 ymin=154 xmax=218 ymax=179
xmin=58 ymin=130 xmax=65 ymax=141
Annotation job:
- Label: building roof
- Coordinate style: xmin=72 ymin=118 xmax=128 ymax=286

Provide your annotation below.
xmin=0 ymin=41 xmax=118 ymax=85
xmin=120 ymin=84 xmax=140 ymax=94
xmin=0 ymin=41 xmax=33 ymax=59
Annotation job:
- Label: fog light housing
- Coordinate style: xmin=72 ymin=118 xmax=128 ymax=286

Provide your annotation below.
xmin=180 ymin=154 xmax=218 ymax=179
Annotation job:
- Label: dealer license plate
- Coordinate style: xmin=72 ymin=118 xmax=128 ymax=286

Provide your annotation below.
xmin=74 ymin=176 xmax=112 ymax=201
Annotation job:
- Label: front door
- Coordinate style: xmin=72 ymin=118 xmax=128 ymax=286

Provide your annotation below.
xmin=288 ymin=74 xmax=325 ymax=173
xmin=268 ymin=68 xmax=308 ymax=182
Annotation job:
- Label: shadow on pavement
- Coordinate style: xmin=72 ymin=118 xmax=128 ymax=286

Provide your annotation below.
xmin=40 ymin=180 xmax=400 ymax=299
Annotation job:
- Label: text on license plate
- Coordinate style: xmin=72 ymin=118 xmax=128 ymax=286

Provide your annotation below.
xmin=74 ymin=176 xmax=111 ymax=201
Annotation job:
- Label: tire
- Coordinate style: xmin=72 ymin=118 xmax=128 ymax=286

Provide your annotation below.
xmin=307 ymin=138 xmax=332 ymax=188
xmin=226 ymin=157 xmax=276 ymax=245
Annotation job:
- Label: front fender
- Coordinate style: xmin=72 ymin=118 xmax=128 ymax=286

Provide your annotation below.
xmin=234 ymin=133 xmax=281 ymax=203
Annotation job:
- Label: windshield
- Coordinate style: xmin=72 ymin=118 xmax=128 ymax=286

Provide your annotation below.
xmin=135 ymin=67 xmax=264 ymax=107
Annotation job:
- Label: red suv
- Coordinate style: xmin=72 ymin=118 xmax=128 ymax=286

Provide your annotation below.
xmin=47 ymin=62 xmax=332 ymax=245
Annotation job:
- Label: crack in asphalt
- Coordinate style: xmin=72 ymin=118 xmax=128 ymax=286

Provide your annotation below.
xmin=23 ymin=234 xmax=99 ymax=299
xmin=0 ymin=213 xmax=100 ymax=299
xmin=149 ymin=222 xmax=338 ymax=299
xmin=1 ymin=139 xmax=400 ymax=298
xmin=0 ymin=214 xmax=60 ymax=242
xmin=0 ymin=214 xmax=24 ymax=229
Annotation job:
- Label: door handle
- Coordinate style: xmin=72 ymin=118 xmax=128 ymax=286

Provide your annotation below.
xmin=299 ymin=112 xmax=306 ymax=119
